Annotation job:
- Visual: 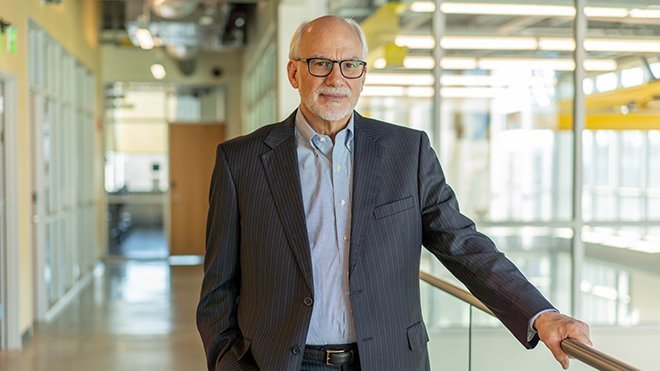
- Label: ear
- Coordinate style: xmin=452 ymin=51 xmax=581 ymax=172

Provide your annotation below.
xmin=287 ymin=60 xmax=299 ymax=89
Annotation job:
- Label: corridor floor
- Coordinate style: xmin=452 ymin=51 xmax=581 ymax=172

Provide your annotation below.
xmin=0 ymin=260 xmax=208 ymax=371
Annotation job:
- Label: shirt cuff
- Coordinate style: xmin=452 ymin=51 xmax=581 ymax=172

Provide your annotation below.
xmin=527 ymin=309 xmax=559 ymax=342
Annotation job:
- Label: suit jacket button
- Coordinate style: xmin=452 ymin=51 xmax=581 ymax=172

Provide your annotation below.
xmin=292 ymin=345 xmax=303 ymax=354
xmin=303 ymin=297 xmax=314 ymax=306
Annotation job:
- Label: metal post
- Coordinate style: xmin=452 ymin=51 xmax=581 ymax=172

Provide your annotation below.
xmin=431 ymin=0 xmax=445 ymax=156
xmin=572 ymin=0 xmax=587 ymax=317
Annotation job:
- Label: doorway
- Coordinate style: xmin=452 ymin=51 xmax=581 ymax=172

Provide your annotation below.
xmin=168 ymin=123 xmax=224 ymax=256
xmin=105 ymin=84 xmax=226 ymax=260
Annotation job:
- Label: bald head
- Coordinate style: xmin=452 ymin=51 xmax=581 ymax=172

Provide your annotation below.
xmin=288 ymin=16 xmax=368 ymax=60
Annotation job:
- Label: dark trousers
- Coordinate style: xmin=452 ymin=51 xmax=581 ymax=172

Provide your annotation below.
xmin=301 ymin=358 xmax=361 ymax=371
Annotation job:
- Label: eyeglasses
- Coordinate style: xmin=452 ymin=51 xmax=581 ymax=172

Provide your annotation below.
xmin=295 ymin=58 xmax=367 ymax=79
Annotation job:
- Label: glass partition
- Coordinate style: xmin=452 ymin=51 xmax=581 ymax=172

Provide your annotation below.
xmin=29 ymin=22 xmax=97 ymax=312
xmin=421 ymin=279 xmax=471 ymax=370
xmin=582 ymin=0 xmax=660 ymax=327
xmin=436 ymin=0 xmax=575 ymax=223
xmin=469 ymin=308 xmax=593 ymax=371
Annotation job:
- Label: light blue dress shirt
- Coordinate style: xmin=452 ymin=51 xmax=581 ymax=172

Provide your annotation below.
xmin=294 ymin=109 xmax=549 ymax=346
xmin=294 ymin=109 xmax=356 ymax=345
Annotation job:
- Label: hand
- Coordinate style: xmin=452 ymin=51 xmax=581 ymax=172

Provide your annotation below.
xmin=534 ymin=312 xmax=592 ymax=369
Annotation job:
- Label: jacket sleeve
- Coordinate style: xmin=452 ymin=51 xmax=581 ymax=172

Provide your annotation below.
xmin=416 ymin=131 xmax=555 ymax=349
xmin=196 ymin=144 xmax=244 ymax=370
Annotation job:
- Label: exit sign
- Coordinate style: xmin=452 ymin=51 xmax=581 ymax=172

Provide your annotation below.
xmin=6 ymin=25 xmax=17 ymax=54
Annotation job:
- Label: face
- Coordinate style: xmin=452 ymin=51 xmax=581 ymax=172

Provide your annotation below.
xmin=287 ymin=17 xmax=366 ymax=125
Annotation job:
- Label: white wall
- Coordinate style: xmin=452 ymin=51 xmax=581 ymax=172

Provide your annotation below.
xmin=101 ymin=46 xmax=242 ymax=139
xmin=276 ymin=0 xmax=328 ymax=120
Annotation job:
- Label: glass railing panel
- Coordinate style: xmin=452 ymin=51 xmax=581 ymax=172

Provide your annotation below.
xmin=468 ymin=308 xmax=593 ymax=371
xmin=422 ymin=271 xmax=644 ymax=370
xmin=421 ymin=279 xmax=471 ymax=370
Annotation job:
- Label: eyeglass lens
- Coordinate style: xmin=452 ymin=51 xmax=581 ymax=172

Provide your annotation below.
xmin=307 ymin=58 xmax=364 ymax=78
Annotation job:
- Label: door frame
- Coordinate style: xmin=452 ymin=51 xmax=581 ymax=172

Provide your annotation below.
xmin=30 ymin=91 xmax=48 ymax=322
xmin=0 ymin=71 xmax=21 ymax=349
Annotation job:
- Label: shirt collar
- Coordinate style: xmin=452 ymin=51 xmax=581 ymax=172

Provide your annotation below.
xmin=294 ymin=108 xmax=354 ymax=153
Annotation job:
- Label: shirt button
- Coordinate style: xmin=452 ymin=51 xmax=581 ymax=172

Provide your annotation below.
xmin=320 ymin=137 xmax=326 ymax=142
xmin=292 ymin=345 xmax=303 ymax=355
xmin=336 ymin=165 xmax=341 ymax=172
xmin=303 ymin=297 xmax=314 ymax=306
xmin=343 ymin=236 xmax=349 ymax=241
xmin=340 ymin=200 xmax=346 ymax=206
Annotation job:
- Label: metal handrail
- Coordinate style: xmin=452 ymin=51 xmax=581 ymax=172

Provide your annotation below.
xmin=419 ymin=271 xmax=641 ymax=371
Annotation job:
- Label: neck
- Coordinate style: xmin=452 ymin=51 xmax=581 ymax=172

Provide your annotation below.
xmin=299 ymin=105 xmax=351 ymax=141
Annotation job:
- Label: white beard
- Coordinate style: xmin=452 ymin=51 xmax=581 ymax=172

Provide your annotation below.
xmin=302 ymin=87 xmax=354 ymax=122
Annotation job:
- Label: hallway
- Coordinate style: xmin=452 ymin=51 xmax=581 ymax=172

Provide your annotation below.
xmin=0 ymin=260 xmax=207 ymax=371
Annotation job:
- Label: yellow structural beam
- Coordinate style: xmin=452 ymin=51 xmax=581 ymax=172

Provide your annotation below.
xmin=558 ymin=80 xmax=660 ymax=130
xmin=360 ymin=2 xmax=408 ymax=67
xmin=558 ymin=113 xmax=660 ymax=131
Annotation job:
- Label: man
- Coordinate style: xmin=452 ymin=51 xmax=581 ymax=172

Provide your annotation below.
xmin=197 ymin=15 xmax=591 ymax=371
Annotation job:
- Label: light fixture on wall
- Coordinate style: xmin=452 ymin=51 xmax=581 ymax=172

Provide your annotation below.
xmin=151 ymin=47 xmax=167 ymax=80
xmin=135 ymin=27 xmax=155 ymax=50
xmin=134 ymin=1 xmax=155 ymax=50
xmin=151 ymin=63 xmax=166 ymax=80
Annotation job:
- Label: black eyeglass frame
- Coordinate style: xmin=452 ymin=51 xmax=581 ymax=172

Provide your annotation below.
xmin=295 ymin=58 xmax=367 ymax=79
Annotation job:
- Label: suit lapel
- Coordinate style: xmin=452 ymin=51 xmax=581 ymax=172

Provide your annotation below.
xmin=350 ymin=112 xmax=382 ymax=274
xmin=261 ymin=111 xmax=314 ymax=293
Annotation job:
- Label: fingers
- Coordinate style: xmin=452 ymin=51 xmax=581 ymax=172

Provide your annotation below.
xmin=546 ymin=339 xmax=570 ymax=369
xmin=543 ymin=332 xmax=569 ymax=369
xmin=535 ymin=313 xmax=593 ymax=369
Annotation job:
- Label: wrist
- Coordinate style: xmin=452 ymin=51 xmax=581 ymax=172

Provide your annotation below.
xmin=533 ymin=310 xmax=559 ymax=331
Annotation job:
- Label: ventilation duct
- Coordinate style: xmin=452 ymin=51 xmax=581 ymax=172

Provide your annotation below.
xmin=126 ymin=0 xmax=240 ymax=76
xmin=166 ymin=44 xmax=199 ymax=75
xmin=149 ymin=0 xmax=202 ymax=19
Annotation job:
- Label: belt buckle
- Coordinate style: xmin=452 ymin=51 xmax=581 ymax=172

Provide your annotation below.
xmin=325 ymin=349 xmax=349 ymax=366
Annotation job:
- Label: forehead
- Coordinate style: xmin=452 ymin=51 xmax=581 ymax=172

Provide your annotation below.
xmin=298 ymin=21 xmax=362 ymax=58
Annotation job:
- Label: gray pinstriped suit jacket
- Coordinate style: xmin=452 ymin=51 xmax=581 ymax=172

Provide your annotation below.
xmin=197 ymin=110 xmax=555 ymax=371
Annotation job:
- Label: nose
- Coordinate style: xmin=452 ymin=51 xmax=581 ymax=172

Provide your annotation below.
xmin=324 ymin=62 xmax=345 ymax=85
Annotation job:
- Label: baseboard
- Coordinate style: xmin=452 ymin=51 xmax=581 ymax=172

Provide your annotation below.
xmin=44 ymin=263 xmax=98 ymax=322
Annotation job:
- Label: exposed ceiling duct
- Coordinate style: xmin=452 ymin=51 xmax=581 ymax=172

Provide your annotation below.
xmin=150 ymin=0 xmax=202 ymax=19
xmin=123 ymin=0 xmax=254 ymax=76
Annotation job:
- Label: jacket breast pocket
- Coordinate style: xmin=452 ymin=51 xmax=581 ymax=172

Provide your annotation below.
xmin=373 ymin=196 xmax=415 ymax=219
xmin=406 ymin=320 xmax=429 ymax=351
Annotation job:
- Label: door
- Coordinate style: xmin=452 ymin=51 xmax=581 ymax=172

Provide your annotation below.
xmin=0 ymin=81 xmax=6 ymax=348
xmin=169 ymin=123 xmax=225 ymax=256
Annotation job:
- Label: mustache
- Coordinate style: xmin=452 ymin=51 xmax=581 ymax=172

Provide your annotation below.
xmin=316 ymin=87 xmax=351 ymax=96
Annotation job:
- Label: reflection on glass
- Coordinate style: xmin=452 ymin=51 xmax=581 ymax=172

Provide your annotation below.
xmin=421 ymin=280 xmax=470 ymax=370
xmin=423 ymin=227 xmax=573 ymax=315
xmin=583 ymin=226 xmax=660 ymax=326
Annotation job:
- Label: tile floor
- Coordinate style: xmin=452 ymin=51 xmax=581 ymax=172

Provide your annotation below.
xmin=0 ymin=260 xmax=207 ymax=371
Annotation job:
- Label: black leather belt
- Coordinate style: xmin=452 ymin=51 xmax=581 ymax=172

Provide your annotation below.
xmin=303 ymin=344 xmax=358 ymax=366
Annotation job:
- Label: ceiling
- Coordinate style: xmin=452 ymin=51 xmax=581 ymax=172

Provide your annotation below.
xmin=100 ymin=0 xmax=257 ymax=75
xmin=329 ymin=0 xmax=660 ymax=72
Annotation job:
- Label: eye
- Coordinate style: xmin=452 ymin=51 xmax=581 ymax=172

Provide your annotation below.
xmin=312 ymin=59 xmax=332 ymax=68
xmin=343 ymin=61 xmax=362 ymax=70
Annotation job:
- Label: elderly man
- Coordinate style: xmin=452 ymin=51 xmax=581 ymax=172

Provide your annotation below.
xmin=197 ymin=15 xmax=591 ymax=371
